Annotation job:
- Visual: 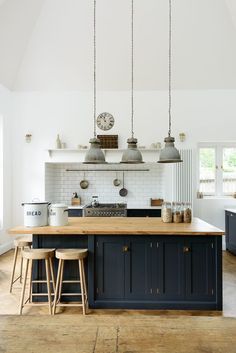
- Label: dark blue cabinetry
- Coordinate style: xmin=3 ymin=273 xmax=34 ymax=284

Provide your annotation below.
xmin=127 ymin=209 xmax=161 ymax=217
xmin=90 ymin=235 xmax=222 ymax=310
xmin=32 ymin=232 xmax=222 ymax=310
xmin=225 ymin=211 xmax=236 ymax=255
xmin=68 ymin=209 xmax=83 ymax=217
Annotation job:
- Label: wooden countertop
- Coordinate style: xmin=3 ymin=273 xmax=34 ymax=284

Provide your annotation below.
xmin=8 ymin=217 xmax=224 ymax=236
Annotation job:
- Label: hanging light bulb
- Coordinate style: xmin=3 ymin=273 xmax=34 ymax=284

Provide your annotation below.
xmin=84 ymin=0 xmax=106 ymax=164
xmin=121 ymin=0 xmax=143 ymax=164
xmin=158 ymin=0 xmax=182 ymax=164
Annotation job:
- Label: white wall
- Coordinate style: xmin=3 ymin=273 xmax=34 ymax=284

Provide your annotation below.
xmin=10 ymin=89 xmax=236 ymax=229
xmin=1 ymin=0 xmax=236 ymax=90
xmin=0 ymin=84 xmax=13 ymax=251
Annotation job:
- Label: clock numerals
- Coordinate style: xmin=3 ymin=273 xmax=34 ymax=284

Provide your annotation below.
xmin=97 ymin=112 xmax=115 ymax=131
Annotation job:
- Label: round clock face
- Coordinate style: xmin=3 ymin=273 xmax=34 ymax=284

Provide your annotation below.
xmin=97 ymin=112 xmax=115 ymax=131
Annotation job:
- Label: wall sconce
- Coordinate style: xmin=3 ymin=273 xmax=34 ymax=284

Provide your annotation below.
xmin=179 ymin=132 xmax=186 ymax=142
xmin=25 ymin=134 xmax=32 ymax=143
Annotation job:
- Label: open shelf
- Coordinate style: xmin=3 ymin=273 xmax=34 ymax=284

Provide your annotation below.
xmin=47 ymin=148 xmax=161 ymax=157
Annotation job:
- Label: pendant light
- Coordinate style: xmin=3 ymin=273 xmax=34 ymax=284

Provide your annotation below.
xmin=158 ymin=0 xmax=182 ymax=164
xmin=84 ymin=0 xmax=107 ymax=164
xmin=121 ymin=0 xmax=143 ymax=164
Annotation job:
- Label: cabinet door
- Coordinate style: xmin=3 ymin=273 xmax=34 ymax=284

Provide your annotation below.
xmin=124 ymin=236 xmax=152 ymax=299
xmin=95 ymin=236 xmax=125 ymax=300
xmin=228 ymin=212 xmax=236 ymax=251
xmin=68 ymin=209 xmax=83 ymax=217
xmin=153 ymin=237 xmax=185 ymax=300
xmin=127 ymin=209 xmax=161 ymax=217
xmin=184 ymin=237 xmax=216 ymax=301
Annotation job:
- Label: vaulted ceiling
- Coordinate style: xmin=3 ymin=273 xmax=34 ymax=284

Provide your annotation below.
xmin=0 ymin=0 xmax=236 ymax=91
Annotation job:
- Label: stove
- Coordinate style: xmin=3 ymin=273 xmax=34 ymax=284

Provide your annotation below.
xmin=84 ymin=203 xmax=127 ymax=217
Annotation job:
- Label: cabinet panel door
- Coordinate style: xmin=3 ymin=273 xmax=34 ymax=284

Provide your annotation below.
xmin=153 ymin=237 xmax=185 ymax=300
xmin=185 ymin=237 xmax=216 ymax=300
xmin=125 ymin=237 xmax=152 ymax=299
xmin=127 ymin=209 xmax=161 ymax=217
xmin=95 ymin=236 xmax=125 ymax=300
xmin=228 ymin=213 xmax=236 ymax=249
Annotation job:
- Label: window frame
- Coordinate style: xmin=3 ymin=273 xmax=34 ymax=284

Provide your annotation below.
xmin=198 ymin=142 xmax=236 ymax=197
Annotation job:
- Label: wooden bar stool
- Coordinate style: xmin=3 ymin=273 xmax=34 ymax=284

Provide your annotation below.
xmin=19 ymin=248 xmax=55 ymax=315
xmin=9 ymin=237 xmax=32 ymax=293
xmin=53 ymin=249 xmax=88 ymax=315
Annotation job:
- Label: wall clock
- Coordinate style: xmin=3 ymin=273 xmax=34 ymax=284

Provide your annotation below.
xmin=97 ymin=112 xmax=115 ymax=131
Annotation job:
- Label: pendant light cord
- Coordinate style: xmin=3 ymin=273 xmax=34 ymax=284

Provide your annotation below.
xmin=131 ymin=0 xmax=134 ymax=139
xmin=93 ymin=0 xmax=97 ymax=138
xmin=168 ymin=0 xmax=172 ymax=137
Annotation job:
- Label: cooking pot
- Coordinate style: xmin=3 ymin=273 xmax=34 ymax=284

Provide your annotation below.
xmin=22 ymin=201 xmax=50 ymax=227
xmin=49 ymin=204 xmax=69 ymax=226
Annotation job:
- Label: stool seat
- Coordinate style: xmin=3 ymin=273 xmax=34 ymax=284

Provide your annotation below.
xmin=55 ymin=249 xmax=88 ymax=260
xmin=22 ymin=248 xmax=55 ymax=260
xmin=14 ymin=238 xmax=32 ymax=248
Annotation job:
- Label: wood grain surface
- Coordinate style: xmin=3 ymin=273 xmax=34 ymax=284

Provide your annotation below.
xmin=0 ymin=315 xmax=236 ymax=353
xmin=8 ymin=217 xmax=224 ymax=236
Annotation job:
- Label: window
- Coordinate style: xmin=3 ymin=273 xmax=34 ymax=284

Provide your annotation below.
xmin=198 ymin=143 xmax=236 ymax=197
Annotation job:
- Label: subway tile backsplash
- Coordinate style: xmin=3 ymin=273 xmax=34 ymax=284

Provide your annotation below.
xmin=45 ymin=163 xmax=165 ymax=207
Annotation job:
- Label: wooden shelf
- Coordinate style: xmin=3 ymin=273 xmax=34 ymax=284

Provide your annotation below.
xmin=47 ymin=148 xmax=160 ymax=157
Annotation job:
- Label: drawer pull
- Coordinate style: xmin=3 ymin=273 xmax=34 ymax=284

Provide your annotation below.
xmin=123 ymin=246 xmax=129 ymax=253
xmin=183 ymin=246 xmax=191 ymax=253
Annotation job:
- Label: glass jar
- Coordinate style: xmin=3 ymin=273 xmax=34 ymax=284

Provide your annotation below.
xmin=173 ymin=202 xmax=183 ymax=223
xmin=161 ymin=202 xmax=172 ymax=223
xmin=183 ymin=202 xmax=192 ymax=223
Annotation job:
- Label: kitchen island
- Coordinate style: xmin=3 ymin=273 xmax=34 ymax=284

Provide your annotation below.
xmin=9 ymin=217 xmax=224 ymax=310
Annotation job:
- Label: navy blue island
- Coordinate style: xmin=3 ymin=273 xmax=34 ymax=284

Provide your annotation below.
xmin=9 ymin=217 xmax=224 ymax=311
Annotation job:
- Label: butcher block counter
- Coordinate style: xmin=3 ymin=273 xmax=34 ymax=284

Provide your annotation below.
xmin=9 ymin=217 xmax=224 ymax=236
xmin=8 ymin=217 xmax=223 ymax=311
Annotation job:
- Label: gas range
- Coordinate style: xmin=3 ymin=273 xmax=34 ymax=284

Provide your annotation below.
xmin=84 ymin=203 xmax=127 ymax=217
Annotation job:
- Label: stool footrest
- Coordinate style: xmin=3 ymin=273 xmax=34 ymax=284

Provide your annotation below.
xmin=60 ymin=292 xmax=82 ymax=296
xmin=61 ymin=280 xmax=81 ymax=284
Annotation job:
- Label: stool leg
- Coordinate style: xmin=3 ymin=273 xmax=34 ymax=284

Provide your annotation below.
xmin=28 ymin=259 xmax=33 ymax=303
xmin=58 ymin=260 xmax=64 ymax=300
xmin=19 ymin=247 xmax=24 ymax=284
xmin=49 ymin=257 xmax=56 ymax=294
xmin=45 ymin=259 xmax=52 ymax=315
xmin=79 ymin=260 xmax=86 ymax=315
xmin=81 ymin=260 xmax=88 ymax=303
xmin=9 ymin=246 xmax=19 ymax=293
xmin=52 ymin=259 xmax=62 ymax=315
xmin=19 ymin=259 xmax=29 ymax=315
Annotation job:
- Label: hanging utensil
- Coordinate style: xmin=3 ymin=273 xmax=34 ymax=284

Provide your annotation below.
xmin=119 ymin=172 xmax=128 ymax=197
xmin=113 ymin=172 xmax=121 ymax=187
xmin=80 ymin=172 xmax=89 ymax=189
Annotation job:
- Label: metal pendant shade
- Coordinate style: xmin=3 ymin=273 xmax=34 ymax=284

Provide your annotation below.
xmin=84 ymin=138 xmax=106 ymax=164
xmin=158 ymin=0 xmax=182 ymax=164
xmin=121 ymin=0 xmax=143 ymax=164
xmin=84 ymin=0 xmax=106 ymax=164
xmin=158 ymin=136 xmax=182 ymax=163
xmin=121 ymin=137 xmax=143 ymax=163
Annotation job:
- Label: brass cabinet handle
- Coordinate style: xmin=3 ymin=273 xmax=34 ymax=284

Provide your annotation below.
xmin=183 ymin=246 xmax=191 ymax=253
xmin=123 ymin=246 xmax=129 ymax=252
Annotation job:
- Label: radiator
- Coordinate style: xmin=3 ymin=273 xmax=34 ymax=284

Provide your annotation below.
xmin=172 ymin=149 xmax=193 ymax=203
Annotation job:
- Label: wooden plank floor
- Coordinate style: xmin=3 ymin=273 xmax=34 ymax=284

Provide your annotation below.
xmin=0 ymin=250 xmax=236 ymax=352
xmin=0 ymin=315 xmax=236 ymax=352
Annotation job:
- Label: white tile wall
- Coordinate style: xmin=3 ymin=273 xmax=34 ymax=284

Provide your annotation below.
xmin=45 ymin=163 xmax=165 ymax=207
